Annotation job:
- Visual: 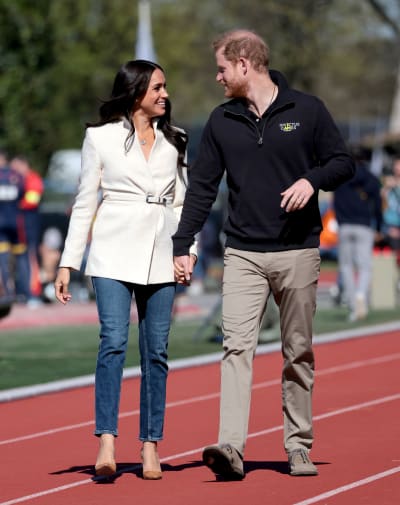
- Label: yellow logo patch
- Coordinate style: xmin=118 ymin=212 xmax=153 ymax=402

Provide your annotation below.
xmin=279 ymin=122 xmax=300 ymax=132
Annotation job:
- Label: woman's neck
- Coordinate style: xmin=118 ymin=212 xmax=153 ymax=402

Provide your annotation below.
xmin=132 ymin=113 xmax=153 ymax=136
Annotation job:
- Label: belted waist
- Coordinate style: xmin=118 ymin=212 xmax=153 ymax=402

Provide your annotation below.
xmin=103 ymin=193 xmax=173 ymax=205
xmin=145 ymin=194 xmax=173 ymax=204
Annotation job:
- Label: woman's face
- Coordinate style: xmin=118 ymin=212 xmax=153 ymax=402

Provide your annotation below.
xmin=138 ymin=68 xmax=169 ymax=118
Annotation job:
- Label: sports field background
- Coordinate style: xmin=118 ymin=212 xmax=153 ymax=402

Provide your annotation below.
xmin=1 ymin=304 xmax=399 ymax=390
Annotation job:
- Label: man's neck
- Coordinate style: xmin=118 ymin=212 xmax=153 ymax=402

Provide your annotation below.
xmin=245 ymin=73 xmax=277 ymax=117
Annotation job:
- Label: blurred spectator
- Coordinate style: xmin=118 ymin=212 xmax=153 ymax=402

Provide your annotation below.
xmin=319 ymin=197 xmax=338 ymax=261
xmin=381 ymin=156 xmax=400 ymax=265
xmin=39 ymin=227 xmax=63 ymax=302
xmin=10 ymin=155 xmax=44 ymax=306
xmin=0 ymin=274 xmax=12 ymax=318
xmin=0 ymin=149 xmax=30 ymax=305
xmin=333 ymin=146 xmax=382 ymax=321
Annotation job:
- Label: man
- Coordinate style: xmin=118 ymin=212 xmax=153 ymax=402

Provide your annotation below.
xmin=0 ymin=149 xmax=29 ymax=308
xmin=334 ymin=146 xmax=382 ymax=322
xmin=173 ymin=30 xmax=354 ymax=479
xmin=10 ymin=155 xmax=44 ymax=305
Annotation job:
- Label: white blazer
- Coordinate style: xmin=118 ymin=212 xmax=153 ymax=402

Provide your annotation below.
xmin=59 ymin=119 xmax=196 ymax=284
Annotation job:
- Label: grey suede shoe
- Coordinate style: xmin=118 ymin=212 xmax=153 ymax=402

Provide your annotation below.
xmin=288 ymin=448 xmax=318 ymax=476
xmin=202 ymin=444 xmax=245 ymax=480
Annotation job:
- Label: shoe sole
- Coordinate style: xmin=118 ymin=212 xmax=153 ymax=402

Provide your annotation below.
xmin=290 ymin=471 xmax=319 ymax=476
xmin=290 ymin=468 xmax=318 ymax=476
xmin=202 ymin=447 xmax=244 ymax=480
xmin=95 ymin=463 xmax=117 ymax=476
xmin=143 ymin=471 xmax=162 ymax=480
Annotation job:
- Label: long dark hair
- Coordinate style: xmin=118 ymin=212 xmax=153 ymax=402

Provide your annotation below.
xmin=87 ymin=60 xmax=187 ymax=168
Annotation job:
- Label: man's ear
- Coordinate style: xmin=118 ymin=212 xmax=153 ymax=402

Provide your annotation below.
xmin=238 ymin=57 xmax=249 ymax=75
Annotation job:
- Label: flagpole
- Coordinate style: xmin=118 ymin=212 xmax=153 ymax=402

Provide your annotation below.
xmin=135 ymin=0 xmax=157 ymax=62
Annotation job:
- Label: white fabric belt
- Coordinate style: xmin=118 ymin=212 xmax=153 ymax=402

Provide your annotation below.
xmin=103 ymin=193 xmax=173 ymax=205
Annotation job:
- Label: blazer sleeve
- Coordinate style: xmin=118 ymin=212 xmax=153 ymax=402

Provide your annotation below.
xmin=59 ymin=129 xmax=102 ymax=270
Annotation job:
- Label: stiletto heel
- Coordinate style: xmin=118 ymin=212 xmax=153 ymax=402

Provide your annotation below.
xmin=95 ymin=461 xmax=117 ymax=476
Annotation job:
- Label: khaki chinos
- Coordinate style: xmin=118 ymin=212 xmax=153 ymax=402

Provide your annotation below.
xmin=218 ymin=247 xmax=320 ymax=456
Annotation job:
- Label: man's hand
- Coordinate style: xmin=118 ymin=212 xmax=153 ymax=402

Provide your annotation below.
xmin=281 ymin=178 xmax=314 ymax=212
xmin=174 ymin=255 xmax=197 ymax=285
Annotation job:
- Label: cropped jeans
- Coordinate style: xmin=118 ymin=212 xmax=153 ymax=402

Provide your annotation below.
xmin=91 ymin=277 xmax=175 ymax=441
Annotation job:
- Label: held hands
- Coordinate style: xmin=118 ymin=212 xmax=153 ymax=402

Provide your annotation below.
xmin=54 ymin=267 xmax=72 ymax=304
xmin=174 ymin=254 xmax=197 ymax=285
xmin=280 ymin=178 xmax=314 ymax=212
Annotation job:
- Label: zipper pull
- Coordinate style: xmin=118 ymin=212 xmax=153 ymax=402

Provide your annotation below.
xmin=258 ymin=137 xmax=263 ymax=145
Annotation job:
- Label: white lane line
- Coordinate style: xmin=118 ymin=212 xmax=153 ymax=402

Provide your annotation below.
xmin=292 ymin=466 xmax=400 ymax=505
xmin=0 ymin=479 xmax=94 ymax=505
xmin=312 ymin=393 xmax=400 ymax=422
xmin=2 ymin=320 xmax=400 ymax=404
xmin=0 ymin=392 xmax=220 ymax=446
xmin=2 ymin=353 xmax=400 ymax=446
xmin=1 ymin=393 xmax=399 ymax=505
xmin=247 ymin=393 xmax=400 ymax=441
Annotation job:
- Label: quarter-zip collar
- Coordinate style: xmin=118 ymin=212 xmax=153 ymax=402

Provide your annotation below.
xmin=223 ymin=70 xmax=295 ymax=116
xmin=221 ymin=70 xmax=296 ymax=146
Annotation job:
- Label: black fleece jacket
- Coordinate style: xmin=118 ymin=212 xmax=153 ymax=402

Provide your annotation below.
xmin=173 ymin=70 xmax=355 ymax=255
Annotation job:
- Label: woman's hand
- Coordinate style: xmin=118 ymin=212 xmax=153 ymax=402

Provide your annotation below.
xmin=174 ymin=254 xmax=198 ymax=285
xmin=54 ymin=267 xmax=72 ymax=305
xmin=174 ymin=255 xmax=194 ymax=285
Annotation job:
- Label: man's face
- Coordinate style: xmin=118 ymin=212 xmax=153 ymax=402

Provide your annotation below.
xmin=10 ymin=158 xmax=29 ymax=176
xmin=215 ymin=48 xmax=248 ymax=98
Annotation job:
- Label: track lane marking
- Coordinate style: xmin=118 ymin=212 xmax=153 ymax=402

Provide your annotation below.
xmin=1 ymin=393 xmax=399 ymax=505
xmin=2 ymin=353 xmax=400 ymax=446
xmin=292 ymin=466 xmax=400 ymax=505
xmin=247 ymin=393 xmax=400 ymax=439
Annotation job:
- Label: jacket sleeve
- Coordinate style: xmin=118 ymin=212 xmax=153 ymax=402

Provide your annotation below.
xmin=59 ymin=129 xmax=102 ymax=270
xmin=172 ymin=115 xmax=225 ymax=256
xmin=172 ymin=154 xmax=198 ymax=257
xmin=20 ymin=172 xmax=44 ymax=210
xmin=304 ymin=98 xmax=355 ymax=192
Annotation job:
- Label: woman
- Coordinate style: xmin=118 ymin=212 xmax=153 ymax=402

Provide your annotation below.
xmin=54 ymin=60 xmax=197 ymax=480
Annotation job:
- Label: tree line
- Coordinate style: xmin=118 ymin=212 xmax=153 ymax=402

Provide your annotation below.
xmin=0 ymin=0 xmax=399 ymax=172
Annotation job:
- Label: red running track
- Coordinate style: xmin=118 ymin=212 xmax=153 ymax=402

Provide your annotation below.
xmin=1 ymin=329 xmax=400 ymax=505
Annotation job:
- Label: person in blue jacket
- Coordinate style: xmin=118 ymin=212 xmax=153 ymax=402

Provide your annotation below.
xmin=334 ymin=145 xmax=383 ymax=321
xmin=173 ymin=29 xmax=355 ymax=480
xmin=0 ymin=148 xmax=30 ymax=309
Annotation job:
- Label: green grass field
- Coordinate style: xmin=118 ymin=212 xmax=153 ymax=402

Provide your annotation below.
xmin=0 ymin=306 xmax=399 ymax=391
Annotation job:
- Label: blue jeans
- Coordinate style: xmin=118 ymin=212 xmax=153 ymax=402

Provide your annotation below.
xmin=91 ymin=277 xmax=175 ymax=441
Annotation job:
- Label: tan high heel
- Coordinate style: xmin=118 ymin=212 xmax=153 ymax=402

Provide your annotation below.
xmin=95 ymin=461 xmax=117 ymax=476
xmin=95 ymin=434 xmax=117 ymax=476
xmin=141 ymin=442 xmax=162 ymax=480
